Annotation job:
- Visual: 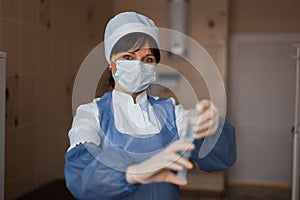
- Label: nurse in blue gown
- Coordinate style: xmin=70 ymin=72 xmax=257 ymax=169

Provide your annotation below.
xmin=64 ymin=11 xmax=237 ymax=200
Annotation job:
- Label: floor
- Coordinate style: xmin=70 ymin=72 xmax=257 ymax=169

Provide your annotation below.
xmin=16 ymin=180 xmax=292 ymax=200
xmin=181 ymin=186 xmax=291 ymax=200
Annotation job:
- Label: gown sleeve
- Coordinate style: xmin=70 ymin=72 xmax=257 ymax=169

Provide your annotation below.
xmin=190 ymin=117 xmax=237 ymax=172
xmin=65 ymin=101 xmax=138 ymax=200
xmin=65 ymin=142 xmax=138 ymax=200
xmin=174 ymin=101 xmax=237 ymax=172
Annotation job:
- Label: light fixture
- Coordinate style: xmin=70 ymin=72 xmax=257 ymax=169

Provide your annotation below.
xmin=168 ymin=0 xmax=189 ymax=58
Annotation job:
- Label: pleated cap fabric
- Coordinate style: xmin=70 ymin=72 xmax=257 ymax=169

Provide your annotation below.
xmin=104 ymin=12 xmax=159 ymax=63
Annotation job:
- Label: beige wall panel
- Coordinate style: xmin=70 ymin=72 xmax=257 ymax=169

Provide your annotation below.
xmin=52 ymin=120 xmax=69 ymax=180
xmin=17 ymin=173 xmax=38 ymax=198
xmin=36 ymin=120 xmax=54 ymax=186
xmin=1 ymin=0 xmax=114 ymax=198
xmin=20 ymin=0 xmax=38 ymax=25
xmin=160 ymin=52 xmax=209 ymax=100
xmin=294 ymin=0 xmax=300 ymax=29
xmin=189 ymin=0 xmax=228 ymax=45
xmin=203 ymin=43 xmax=228 ymax=83
xmin=51 ymin=0 xmax=71 ymax=32
xmin=230 ymin=0 xmax=298 ymax=31
xmin=38 ymin=0 xmax=51 ymax=30
xmin=1 ymin=0 xmax=20 ymax=20
xmin=113 ymin=0 xmax=169 ymax=27
xmin=189 ymin=0 xmax=228 ymax=83
xmin=1 ymin=19 xmax=20 ymax=76
xmin=18 ymin=124 xmax=37 ymax=175
xmin=91 ymin=1 xmax=113 ymax=43
xmin=51 ymin=32 xmax=64 ymax=76
xmin=52 ymin=77 xmax=66 ymax=119
xmin=37 ymin=29 xmax=52 ymax=76
xmin=36 ymin=77 xmax=54 ymax=121
xmin=5 ymin=127 xmax=21 ymax=183
xmin=5 ymin=179 xmax=19 ymax=199
xmin=5 ymin=75 xmax=18 ymax=128
xmin=18 ymin=76 xmax=37 ymax=125
xmin=112 ymin=1 xmax=137 ymax=14
xmin=20 ymin=24 xmax=37 ymax=75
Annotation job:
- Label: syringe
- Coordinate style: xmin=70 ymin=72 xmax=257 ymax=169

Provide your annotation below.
xmin=177 ymin=102 xmax=200 ymax=179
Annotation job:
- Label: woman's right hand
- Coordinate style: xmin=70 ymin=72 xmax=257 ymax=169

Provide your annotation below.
xmin=126 ymin=140 xmax=195 ymax=185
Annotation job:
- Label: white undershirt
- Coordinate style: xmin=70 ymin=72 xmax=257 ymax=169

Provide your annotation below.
xmin=67 ymin=90 xmax=189 ymax=151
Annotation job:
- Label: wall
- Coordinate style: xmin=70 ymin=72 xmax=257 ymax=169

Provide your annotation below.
xmin=0 ymin=0 xmax=112 ymax=199
xmin=230 ymin=0 xmax=300 ymax=31
xmin=228 ymin=0 xmax=300 ymax=186
xmin=229 ymin=33 xmax=300 ymax=185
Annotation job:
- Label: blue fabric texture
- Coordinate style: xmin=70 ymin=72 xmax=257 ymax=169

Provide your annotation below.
xmin=191 ymin=117 xmax=237 ymax=173
xmin=65 ymin=143 xmax=138 ymax=200
xmin=64 ymin=91 xmax=237 ymax=200
xmin=97 ymin=91 xmax=179 ymax=157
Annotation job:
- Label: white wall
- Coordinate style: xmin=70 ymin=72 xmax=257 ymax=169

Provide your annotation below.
xmin=228 ymin=33 xmax=300 ymax=185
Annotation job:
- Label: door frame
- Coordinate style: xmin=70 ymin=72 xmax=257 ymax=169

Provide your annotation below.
xmin=0 ymin=52 xmax=7 ymax=200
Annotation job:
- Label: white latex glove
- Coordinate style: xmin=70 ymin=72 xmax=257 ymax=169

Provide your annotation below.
xmin=126 ymin=140 xmax=195 ymax=185
xmin=194 ymin=100 xmax=219 ymax=139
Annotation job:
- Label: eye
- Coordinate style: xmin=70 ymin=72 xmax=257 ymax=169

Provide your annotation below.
xmin=144 ymin=56 xmax=156 ymax=63
xmin=123 ymin=54 xmax=133 ymax=60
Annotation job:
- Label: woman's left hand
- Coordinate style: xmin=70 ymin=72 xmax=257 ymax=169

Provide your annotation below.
xmin=194 ymin=100 xmax=219 ymax=139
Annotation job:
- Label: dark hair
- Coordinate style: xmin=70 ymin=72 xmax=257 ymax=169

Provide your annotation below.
xmin=108 ymin=32 xmax=161 ymax=88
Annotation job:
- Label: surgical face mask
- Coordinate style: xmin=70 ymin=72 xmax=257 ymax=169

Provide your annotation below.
xmin=112 ymin=60 xmax=156 ymax=93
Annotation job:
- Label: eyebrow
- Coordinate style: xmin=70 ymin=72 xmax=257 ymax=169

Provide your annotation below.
xmin=143 ymin=53 xmax=155 ymax=57
xmin=127 ymin=51 xmax=154 ymax=57
xmin=128 ymin=49 xmax=154 ymax=55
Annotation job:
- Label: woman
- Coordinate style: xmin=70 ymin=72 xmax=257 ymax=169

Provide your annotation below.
xmin=65 ymin=12 xmax=236 ymax=200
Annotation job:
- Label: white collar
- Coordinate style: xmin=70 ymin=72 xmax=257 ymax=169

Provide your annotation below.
xmin=111 ymin=89 xmax=161 ymax=136
xmin=112 ymin=89 xmax=148 ymax=107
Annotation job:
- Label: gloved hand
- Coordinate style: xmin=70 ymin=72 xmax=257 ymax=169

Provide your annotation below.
xmin=126 ymin=140 xmax=195 ymax=185
xmin=194 ymin=100 xmax=219 ymax=139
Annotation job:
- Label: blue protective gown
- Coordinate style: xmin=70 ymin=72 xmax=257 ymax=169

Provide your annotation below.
xmin=65 ymin=91 xmax=237 ymax=200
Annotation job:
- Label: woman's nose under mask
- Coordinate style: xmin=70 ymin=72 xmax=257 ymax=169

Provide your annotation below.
xmin=112 ymin=60 xmax=156 ymax=93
